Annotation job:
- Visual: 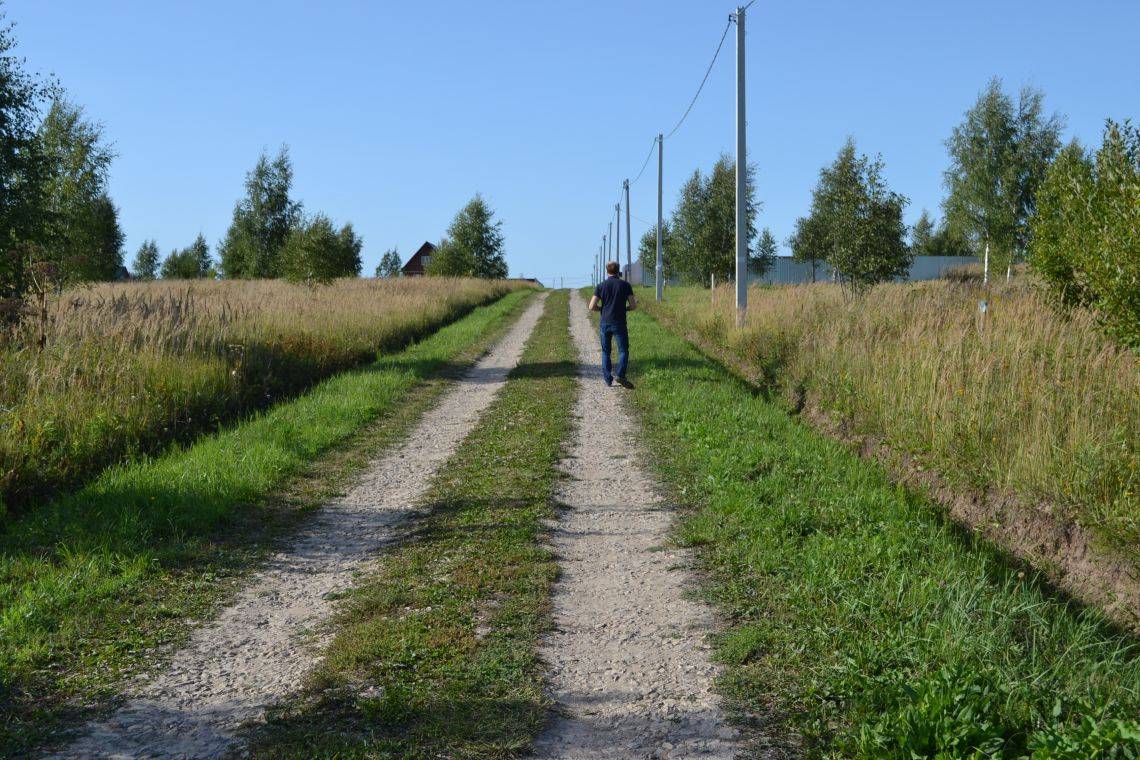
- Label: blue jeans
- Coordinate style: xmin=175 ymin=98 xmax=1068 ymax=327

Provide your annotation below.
xmin=599 ymin=322 xmax=629 ymax=383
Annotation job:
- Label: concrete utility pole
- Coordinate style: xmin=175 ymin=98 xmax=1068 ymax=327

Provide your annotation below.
xmin=607 ymin=223 xmax=613 ymax=267
xmin=734 ymin=5 xmax=748 ymax=327
xmin=624 ymin=180 xmax=632 ymax=281
xmin=615 ymin=203 xmax=621 ymax=275
xmin=656 ymin=134 xmax=664 ymax=301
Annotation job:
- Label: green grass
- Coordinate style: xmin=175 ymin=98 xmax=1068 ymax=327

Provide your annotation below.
xmin=622 ymin=305 xmax=1140 ymax=758
xmin=638 ymin=281 xmax=1138 ymax=551
xmin=247 ymin=290 xmax=576 ymax=759
xmin=0 ymin=289 xmax=534 ymax=757
xmin=1 ymin=278 xmax=524 ymax=516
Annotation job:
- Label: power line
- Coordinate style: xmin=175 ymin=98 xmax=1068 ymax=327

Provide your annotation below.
xmin=663 ymin=17 xmax=732 ymax=141
xmin=629 ymin=136 xmax=658 ymax=185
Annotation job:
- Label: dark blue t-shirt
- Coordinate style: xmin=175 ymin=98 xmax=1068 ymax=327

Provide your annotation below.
xmin=594 ymin=276 xmax=634 ymax=326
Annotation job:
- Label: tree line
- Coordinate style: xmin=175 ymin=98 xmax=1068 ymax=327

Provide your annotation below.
xmin=0 ymin=3 xmax=510 ymax=315
xmin=633 ymin=76 xmax=1135 ymax=344
xmin=636 ymin=155 xmax=776 ymax=285
xmin=0 ymin=19 xmax=128 ymax=314
xmin=788 ymin=77 xmax=1134 ymax=343
xmin=130 ymin=145 xmax=364 ymax=286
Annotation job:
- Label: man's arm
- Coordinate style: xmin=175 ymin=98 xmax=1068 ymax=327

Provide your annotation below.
xmin=588 ymin=295 xmax=601 ymax=311
xmin=627 ymin=293 xmax=637 ymax=312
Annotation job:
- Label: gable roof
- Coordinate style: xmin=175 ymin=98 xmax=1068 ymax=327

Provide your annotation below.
xmin=401 ymin=241 xmax=436 ymax=274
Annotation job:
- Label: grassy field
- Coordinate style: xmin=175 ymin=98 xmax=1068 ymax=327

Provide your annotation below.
xmin=249 ymin=290 xmax=575 ymax=758
xmin=623 ymin=305 xmax=1140 ymax=757
xmin=0 ymin=289 xmax=534 ymax=757
xmin=0 ymin=277 xmax=525 ymax=515
xmin=642 ymin=277 xmax=1139 ymax=552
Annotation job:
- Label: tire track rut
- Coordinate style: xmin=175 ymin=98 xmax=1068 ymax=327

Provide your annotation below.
xmin=56 ymin=293 xmax=548 ymax=760
xmin=532 ymin=291 xmax=743 ymax=759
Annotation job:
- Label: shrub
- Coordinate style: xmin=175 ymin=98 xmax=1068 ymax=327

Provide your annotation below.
xmin=1030 ymin=121 xmax=1140 ymax=348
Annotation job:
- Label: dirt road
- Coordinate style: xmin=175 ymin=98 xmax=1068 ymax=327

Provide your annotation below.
xmin=531 ymin=291 xmax=743 ymax=759
xmin=56 ymin=294 xmax=547 ymax=759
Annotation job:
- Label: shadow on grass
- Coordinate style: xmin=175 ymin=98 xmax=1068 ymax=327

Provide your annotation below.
xmin=253 ymin=692 xmax=547 ymax=758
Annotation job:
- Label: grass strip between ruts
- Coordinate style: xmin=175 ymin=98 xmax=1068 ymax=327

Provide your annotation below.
xmin=0 ymin=288 xmax=535 ymax=757
xmin=247 ymin=290 xmax=576 ymax=758
xmin=622 ymin=305 xmax=1140 ymax=758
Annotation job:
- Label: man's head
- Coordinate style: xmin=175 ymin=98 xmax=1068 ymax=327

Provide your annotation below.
xmin=605 ymin=261 xmax=620 ymax=276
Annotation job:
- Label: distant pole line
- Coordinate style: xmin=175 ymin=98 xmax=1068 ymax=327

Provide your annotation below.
xmin=734 ymin=5 xmax=748 ymax=326
xmin=624 ymin=180 xmax=632 ymax=279
xmin=615 ymin=203 xmax=621 ymax=272
xmin=656 ymin=134 xmax=664 ymax=301
xmin=595 ymin=8 xmax=742 ymax=306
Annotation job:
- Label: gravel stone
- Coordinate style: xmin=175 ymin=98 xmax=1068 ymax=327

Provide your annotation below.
xmin=531 ymin=291 xmax=743 ymax=759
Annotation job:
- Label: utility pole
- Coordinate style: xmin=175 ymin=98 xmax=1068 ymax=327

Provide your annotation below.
xmin=734 ymin=5 xmax=748 ymax=327
xmin=615 ymin=203 xmax=621 ymax=276
xmin=624 ymin=180 xmax=632 ymax=281
xmin=608 ymin=222 xmax=613 ymax=267
xmin=983 ymin=240 xmax=990 ymax=287
xmin=656 ymin=134 xmax=664 ymax=301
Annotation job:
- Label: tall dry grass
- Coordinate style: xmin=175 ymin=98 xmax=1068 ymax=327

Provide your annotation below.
xmin=0 ymin=277 xmax=524 ymax=514
xmin=646 ymin=276 xmax=1139 ymax=548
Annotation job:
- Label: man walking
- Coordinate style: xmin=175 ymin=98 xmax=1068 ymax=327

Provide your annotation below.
xmin=588 ymin=261 xmax=637 ymax=388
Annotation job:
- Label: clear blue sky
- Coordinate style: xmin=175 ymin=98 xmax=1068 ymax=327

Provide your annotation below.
xmin=6 ymin=0 xmax=1137 ymax=286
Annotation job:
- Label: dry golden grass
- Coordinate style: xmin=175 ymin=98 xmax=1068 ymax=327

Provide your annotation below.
xmin=0 ymin=277 xmax=525 ymax=514
xmin=646 ymin=275 xmax=1139 ymax=547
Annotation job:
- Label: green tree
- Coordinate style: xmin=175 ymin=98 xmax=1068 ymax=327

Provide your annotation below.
xmin=755 ymin=227 xmax=778 ymax=279
xmin=943 ymin=78 xmax=1063 ymax=277
xmin=424 ymin=238 xmax=474 ymax=277
xmin=788 ymin=212 xmax=827 ymax=283
xmin=1029 ymin=122 xmax=1139 ymax=347
xmin=927 ymin=225 xmax=973 ymax=257
xmin=637 ymin=221 xmax=674 ymax=276
xmin=188 ymin=233 xmax=211 ymax=277
xmin=911 ymin=210 xmax=972 ymax=257
xmin=280 ymin=214 xmax=362 ymax=285
xmin=0 ymin=12 xmax=56 ymax=304
xmin=36 ymin=99 xmax=121 ymax=282
xmin=160 ymin=248 xmax=197 ymax=279
xmin=375 ymin=247 xmax=402 ymax=278
xmin=796 ymin=138 xmax=911 ymax=294
xmin=335 ymin=221 xmax=363 ymax=277
xmin=218 ymin=146 xmax=302 ymax=278
xmin=131 ymin=239 xmax=160 ymax=280
xmin=426 ymin=195 xmax=507 ymax=278
xmin=911 ymin=210 xmax=936 ymax=254
xmin=160 ymin=234 xmax=211 ymax=279
xmin=87 ymin=193 xmax=124 ymax=279
xmin=670 ymin=154 xmax=760 ymax=283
